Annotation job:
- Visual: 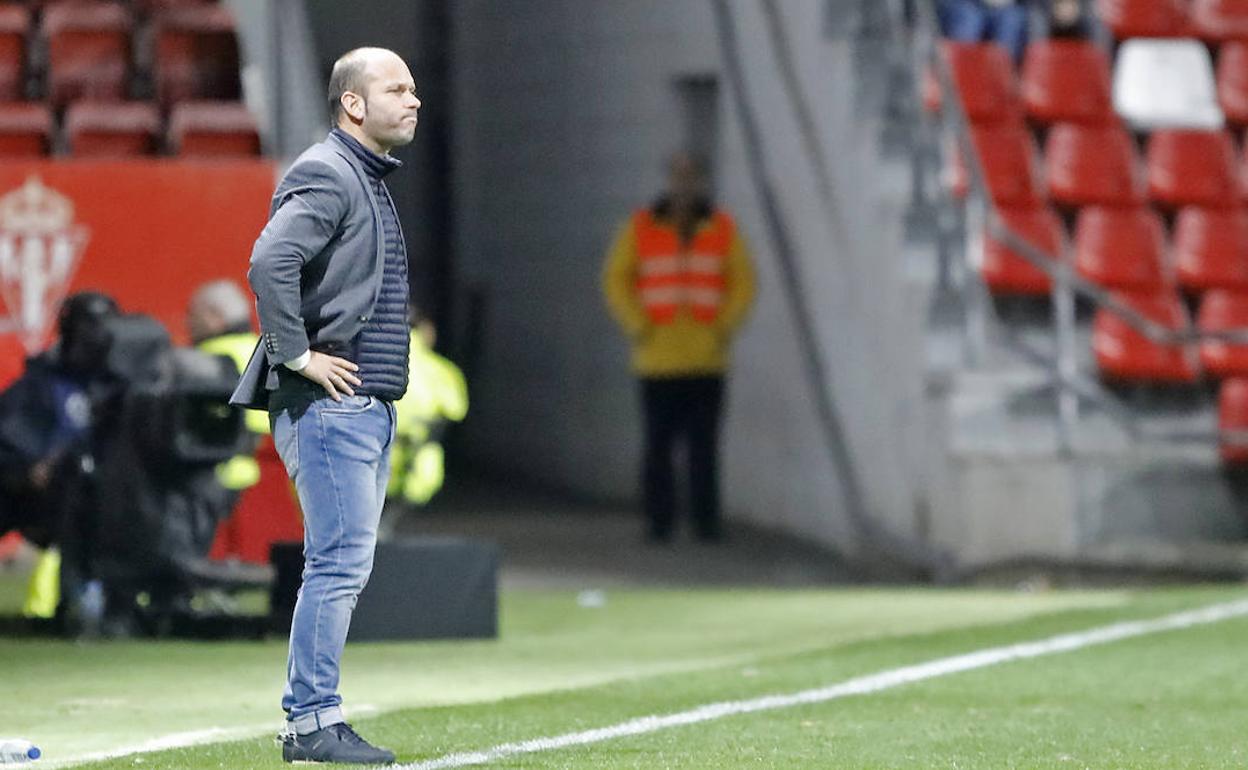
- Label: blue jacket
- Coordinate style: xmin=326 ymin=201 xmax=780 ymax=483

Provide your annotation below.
xmin=230 ymin=131 xmax=405 ymax=410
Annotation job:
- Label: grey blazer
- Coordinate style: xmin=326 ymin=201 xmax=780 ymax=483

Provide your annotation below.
xmin=229 ymin=131 xmax=393 ymax=410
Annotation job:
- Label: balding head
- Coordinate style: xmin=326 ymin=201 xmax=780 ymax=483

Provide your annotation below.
xmin=187 ymin=279 xmax=252 ymax=344
xmin=327 ymin=47 xmax=421 ymax=154
xmin=328 ymin=47 xmax=387 ymax=122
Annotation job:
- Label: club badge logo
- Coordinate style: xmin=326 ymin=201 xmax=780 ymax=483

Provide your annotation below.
xmin=0 ymin=176 xmax=90 ymax=353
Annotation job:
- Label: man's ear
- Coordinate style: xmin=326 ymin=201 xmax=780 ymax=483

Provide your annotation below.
xmin=341 ymin=91 xmax=366 ymax=123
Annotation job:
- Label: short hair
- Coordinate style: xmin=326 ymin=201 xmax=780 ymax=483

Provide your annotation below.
xmin=327 ymin=49 xmax=373 ymax=122
xmin=668 ymin=150 xmax=710 ymax=178
xmin=190 ymin=280 xmax=251 ymax=328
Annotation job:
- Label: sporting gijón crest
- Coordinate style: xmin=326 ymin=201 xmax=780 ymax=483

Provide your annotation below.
xmin=0 ymin=176 xmax=90 ymax=353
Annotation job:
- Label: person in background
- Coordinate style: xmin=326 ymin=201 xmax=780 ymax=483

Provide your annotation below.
xmin=602 ymin=152 xmax=756 ymax=544
xmin=937 ymin=0 xmax=1029 ymax=62
xmin=1047 ymin=0 xmax=1094 ymax=39
xmin=387 ymin=309 xmax=468 ymax=511
xmin=0 ymin=292 xmax=119 ymax=621
xmin=187 ymin=279 xmax=268 ymax=496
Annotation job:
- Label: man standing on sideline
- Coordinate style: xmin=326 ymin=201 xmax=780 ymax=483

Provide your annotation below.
xmin=602 ymin=152 xmax=756 ymax=544
xmin=230 ymin=46 xmax=419 ymax=765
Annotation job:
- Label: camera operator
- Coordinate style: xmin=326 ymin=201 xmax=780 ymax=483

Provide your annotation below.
xmin=0 ymin=291 xmax=120 ymax=621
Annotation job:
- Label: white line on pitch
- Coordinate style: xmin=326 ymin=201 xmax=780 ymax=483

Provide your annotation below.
xmin=49 ymin=705 xmax=380 ymax=769
xmin=399 ymin=598 xmax=1248 ymax=770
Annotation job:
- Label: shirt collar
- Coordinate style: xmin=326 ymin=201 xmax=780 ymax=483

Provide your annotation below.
xmin=331 ymin=128 xmax=402 ymax=180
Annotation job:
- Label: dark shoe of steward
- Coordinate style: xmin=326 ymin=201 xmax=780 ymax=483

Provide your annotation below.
xmin=280 ymin=722 xmax=396 ymax=765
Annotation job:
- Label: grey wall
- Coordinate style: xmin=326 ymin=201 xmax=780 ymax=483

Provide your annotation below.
xmin=451 ymin=0 xmax=930 ymax=554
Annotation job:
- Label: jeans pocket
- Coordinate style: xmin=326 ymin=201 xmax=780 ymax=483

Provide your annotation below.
xmin=318 ymin=395 xmax=375 ymax=415
xmin=274 ymin=412 xmax=300 ymax=479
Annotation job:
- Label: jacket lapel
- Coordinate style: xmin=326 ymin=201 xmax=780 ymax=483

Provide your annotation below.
xmin=327 ymin=135 xmax=386 ymax=308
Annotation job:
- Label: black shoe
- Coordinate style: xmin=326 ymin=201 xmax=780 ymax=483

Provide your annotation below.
xmin=281 ymin=722 xmax=395 ymax=765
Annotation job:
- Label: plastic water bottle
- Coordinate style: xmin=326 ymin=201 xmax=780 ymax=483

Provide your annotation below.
xmin=0 ymin=739 xmax=41 ymax=763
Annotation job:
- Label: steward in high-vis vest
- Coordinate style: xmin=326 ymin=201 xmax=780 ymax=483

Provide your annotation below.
xmin=602 ymin=152 xmax=755 ymax=544
xmin=187 ymin=280 xmax=268 ymax=494
xmin=388 ymin=321 xmax=468 ymax=507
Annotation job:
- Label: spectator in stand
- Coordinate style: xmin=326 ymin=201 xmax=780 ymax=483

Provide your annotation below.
xmin=1047 ymin=0 xmax=1095 ymax=39
xmin=937 ymin=0 xmax=1030 ymax=62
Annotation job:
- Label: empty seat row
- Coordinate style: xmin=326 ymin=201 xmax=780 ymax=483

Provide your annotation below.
xmin=935 ymin=40 xmax=1114 ymax=126
xmin=0 ymin=1 xmax=239 ymax=107
xmin=953 ymin=122 xmax=1248 ymax=210
xmin=1099 ymin=0 xmax=1248 ymax=41
xmin=985 ymin=204 xmax=1248 ymax=297
xmin=939 ymin=38 xmax=1248 ymax=131
xmin=0 ymin=100 xmax=259 ymax=156
xmin=1092 ymin=289 xmax=1248 ymax=384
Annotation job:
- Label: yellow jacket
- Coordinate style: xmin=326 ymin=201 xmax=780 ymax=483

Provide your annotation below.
xmin=602 ymin=210 xmax=756 ymax=376
xmin=389 ymin=332 xmax=469 ymax=504
xmin=199 ymin=332 xmax=267 ymax=491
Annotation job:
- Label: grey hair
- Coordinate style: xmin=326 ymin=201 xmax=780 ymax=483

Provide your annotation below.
xmin=190 ymin=279 xmax=252 ymax=328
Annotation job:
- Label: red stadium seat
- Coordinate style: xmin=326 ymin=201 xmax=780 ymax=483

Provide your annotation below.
xmin=1219 ymin=377 xmax=1248 ymax=462
xmin=0 ymin=4 xmax=29 ymax=102
xmin=0 ymin=103 xmax=53 ymax=156
xmin=1218 ymin=42 xmax=1248 ymax=127
xmin=134 ymin=0 xmax=215 ymax=13
xmin=1198 ymin=290 xmax=1248 ymax=377
xmin=1045 ymin=123 xmax=1142 ymax=207
xmin=1020 ymin=40 xmax=1114 ymax=126
xmin=41 ymin=1 xmax=131 ymax=108
xmin=1093 ymin=291 xmax=1198 ymax=383
xmin=1073 ymin=206 xmax=1168 ymax=291
xmin=1096 ymin=0 xmax=1191 ymax=38
xmin=64 ymin=101 xmax=160 ymax=156
xmin=153 ymin=5 xmax=240 ymax=108
xmin=168 ymin=100 xmax=260 ymax=156
xmin=1191 ymin=0 xmax=1248 ymax=41
xmin=942 ymin=41 xmax=1021 ymax=124
xmin=981 ymin=205 xmax=1064 ymax=296
xmin=965 ymin=122 xmax=1043 ymax=206
xmin=1174 ymin=206 xmax=1248 ymax=293
xmin=1147 ymin=129 xmax=1241 ymax=209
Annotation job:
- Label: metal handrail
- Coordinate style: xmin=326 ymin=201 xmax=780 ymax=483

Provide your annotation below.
xmin=909 ymin=0 xmax=1248 ymax=449
xmin=919 ymin=0 xmax=1248 ymax=346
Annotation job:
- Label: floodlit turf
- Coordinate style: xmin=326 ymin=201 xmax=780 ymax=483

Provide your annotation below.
xmin=5 ymin=582 xmax=1246 ymax=768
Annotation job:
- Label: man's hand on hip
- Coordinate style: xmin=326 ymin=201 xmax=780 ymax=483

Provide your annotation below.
xmin=298 ymin=352 xmax=362 ymax=401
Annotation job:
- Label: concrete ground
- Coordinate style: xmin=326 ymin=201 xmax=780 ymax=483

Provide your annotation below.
xmin=389 ymin=474 xmax=854 ymax=590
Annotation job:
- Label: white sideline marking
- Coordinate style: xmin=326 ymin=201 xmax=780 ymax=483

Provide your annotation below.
xmin=50 ymin=705 xmax=380 ymax=768
xmin=399 ymin=599 xmax=1248 ymax=770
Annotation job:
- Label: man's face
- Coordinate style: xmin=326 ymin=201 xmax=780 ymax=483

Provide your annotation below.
xmin=358 ymin=54 xmax=421 ymax=152
xmin=668 ymin=155 xmax=706 ymax=209
xmin=186 ymin=300 xmax=219 ymax=344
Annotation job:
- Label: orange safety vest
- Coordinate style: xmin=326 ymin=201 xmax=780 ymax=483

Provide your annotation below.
xmin=633 ymin=208 xmax=735 ymax=325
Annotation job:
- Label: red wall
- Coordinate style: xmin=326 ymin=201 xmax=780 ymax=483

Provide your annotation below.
xmin=0 ymin=160 xmax=276 ymax=385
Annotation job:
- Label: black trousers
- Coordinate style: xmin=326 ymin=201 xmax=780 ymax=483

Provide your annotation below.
xmin=640 ymin=376 xmax=725 ymax=539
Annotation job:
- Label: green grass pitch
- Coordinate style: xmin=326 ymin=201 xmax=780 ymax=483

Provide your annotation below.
xmin=3 ymin=580 xmax=1246 ymax=768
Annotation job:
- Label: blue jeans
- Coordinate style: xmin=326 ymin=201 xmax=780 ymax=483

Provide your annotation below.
xmin=271 ymin=394 xmax=395 ymax=734
xmin=937 ymin=0 xmax=1029 ymax=62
